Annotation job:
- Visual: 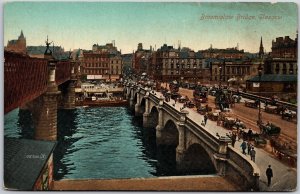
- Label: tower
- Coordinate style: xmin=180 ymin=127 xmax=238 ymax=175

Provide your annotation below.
xmin=259 ymin=36 xmax=264 ymax=58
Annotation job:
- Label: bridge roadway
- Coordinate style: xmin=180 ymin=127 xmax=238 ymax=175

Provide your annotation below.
xmin=162 ymin=86 xmax=297 ymax=191
xmin=177 ymin=87 xmax=297 ymax=151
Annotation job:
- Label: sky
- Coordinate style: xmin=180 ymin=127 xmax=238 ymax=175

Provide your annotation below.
xmin=3 ymin=2 xmax=298 ymax=54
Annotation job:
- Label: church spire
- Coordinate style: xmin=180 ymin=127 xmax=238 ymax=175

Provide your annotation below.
xmin=20 ymin=30 xmax=24 ymax=39
xmin=259 ymin=36 xmax=264 ymax=58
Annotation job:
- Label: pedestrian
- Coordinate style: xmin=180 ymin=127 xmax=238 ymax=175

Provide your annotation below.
xmin=250 ymin=147 xmax=256 ymax=162
xmin=231 ymin=133 xmax=236 ymax=147
xmin=266 ymin=165 xmax=273 ymax=187
xmin=204 ymin=114 xmax=208 ymax=125
xmin=247 ymin=142 xmax=252 ymax=155
xmin=240 ymin=140 xmax=247 ymax=154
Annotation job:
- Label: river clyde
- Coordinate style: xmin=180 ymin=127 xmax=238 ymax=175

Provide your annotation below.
xmin=4 ymin=106 xmax=211 ymax=180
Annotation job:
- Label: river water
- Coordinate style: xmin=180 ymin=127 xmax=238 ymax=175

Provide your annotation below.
xmin=4 ymin=106 xmax=210 ymax=180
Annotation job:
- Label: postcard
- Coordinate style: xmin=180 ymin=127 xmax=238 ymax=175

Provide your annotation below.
xmin=3 ymin=1 xmax=297 ymax=191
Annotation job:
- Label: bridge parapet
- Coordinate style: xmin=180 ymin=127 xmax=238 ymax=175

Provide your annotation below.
xmin=55 ymin=60 xmax=71 ymax=85
xmin=227 ymin=147 xmax=260 ymax=190
xmin=4 ymin=51 xmax=48 ymax=114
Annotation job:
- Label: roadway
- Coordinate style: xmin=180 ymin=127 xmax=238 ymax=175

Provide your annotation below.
xmin=160 ymin=84 xmax=297 ymax=191
xmin=167 ymin=85 xmax=297 ymax=151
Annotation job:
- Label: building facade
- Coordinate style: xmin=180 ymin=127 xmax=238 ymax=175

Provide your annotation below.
xmin=200 ymin=47 xmax=245 ymax=59
xmin=82 ymin=43 xmax=123 ymax=82
xmin=211 ymin=60 xmax=259 ymax=85
xmin=5 ymin=30 xmax=27 ymax=54
xmin=271 ymin=35 xmax=297 ymax=58
xmin=153 ymin=44 xmax=208 ymax=83
xmin=133 ymin=43 xmax=153 ymax=75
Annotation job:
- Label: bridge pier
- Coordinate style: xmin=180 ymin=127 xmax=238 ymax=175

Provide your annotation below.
xmin=175 ymin=110 xmax=189 ymax=171
xmin=155 ymin=97 xmax=165 ymax=145
xmin=134 ymin=92 xmax=144 ymax=116
xmin=59 ymin=64 xmax=76 ymax=109
xmin=32 ymin=60 xmax=60 ymax=141
xmin=135 ymin=104 xmax=143 ymax=117
xmin=142 ymin=94 xmax=151 ymax=128
xmin=214 ymin=136 xmax=231 ymax=176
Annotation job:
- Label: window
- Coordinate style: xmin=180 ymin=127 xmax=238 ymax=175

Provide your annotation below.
xmin=282 ymin=63 xmax=287 ymax=74
xmin=289 ymin=63 xmax=294 ymax=74
xmin=275 ymin=63 xmax=280 ymax=74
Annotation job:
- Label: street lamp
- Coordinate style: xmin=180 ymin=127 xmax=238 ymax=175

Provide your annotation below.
xmin=219 ymin=66 xmax=222 ymax=89
xmin=257 ymin=63 xmax=263 ymax=125
xmin=194 ymin=66 xmax=197 ymax=84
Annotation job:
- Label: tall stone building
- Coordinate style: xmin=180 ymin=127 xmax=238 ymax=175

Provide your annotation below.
xmin=200 ymin=46 xmax=245 ymax=59
xmin=271 ymin=35 xmax=297 ymax=58
xmin=153 ymin=44 xmax=208 ymax=83
xmin=133 ymin=43 xmax=153 ymax=75
xmin=264 ymin=34 xmax=298 ymax=75
xmin=5 ymin=30 xmax=27 ymax=54
xmin=82 ymin=43 xmax=122 ymax=82
xmin=246 ymin=34 xmax=297 ymax=100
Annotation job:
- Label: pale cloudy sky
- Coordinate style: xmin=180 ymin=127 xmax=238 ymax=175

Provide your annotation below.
xmin=3 ymin=2 xmax=298 ymax=53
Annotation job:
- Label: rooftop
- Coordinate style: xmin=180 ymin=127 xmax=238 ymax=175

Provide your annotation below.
xmin=247 ymin=74 xmax=297 ymax=82
xmin=4 ymin=138 xmax=56 ymax=190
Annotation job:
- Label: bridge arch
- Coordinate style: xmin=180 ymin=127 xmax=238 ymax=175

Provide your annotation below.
xmin=140 ymin=97 xmax=146 ymax=114
xmin=147 ymin=106 xmax=158 ymax=129
xmin=161 ymin=119 xmax=179 ymax=146
xmin=181 ymin=143 xmax=216 ymax=174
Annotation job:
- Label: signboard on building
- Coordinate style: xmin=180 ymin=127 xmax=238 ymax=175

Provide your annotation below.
xmin=253 ymin=82 xmax=260 ymax=87
xmin=87 ymin=75 xmax=103 ymax=80
xmin=87 ymin=75 xmax=95 ymax=80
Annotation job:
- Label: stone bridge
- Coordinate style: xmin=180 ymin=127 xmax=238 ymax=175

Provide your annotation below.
xmin=124 ymin=84 xmax=260 ymax=191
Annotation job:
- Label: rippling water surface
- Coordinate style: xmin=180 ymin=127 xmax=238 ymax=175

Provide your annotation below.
xmin=5 ymin=106 xmax=212 ymax=180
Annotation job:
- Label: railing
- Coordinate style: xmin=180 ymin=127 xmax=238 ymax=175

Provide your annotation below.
xmin=4 ymin=51 xmax=48 ymax=114
xmin=56 ymin=61 xmax=71 ymax=85
xmin=185 ymin=117 xmax=219 ymax=151
xmin=227 ymin=147 xmax=260 ymax=190
xmin=233 ymin=91 xmax=297 ymax=112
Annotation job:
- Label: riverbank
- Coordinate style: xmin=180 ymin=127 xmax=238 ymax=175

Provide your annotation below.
xmin=53 ymin=175 xmax=241 ymax=191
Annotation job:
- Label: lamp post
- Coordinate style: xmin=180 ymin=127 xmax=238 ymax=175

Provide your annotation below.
xmin=194 ymin=66 xmax=197 ymax=84
xmin=219 ymin=66 xmax=222 ymax=89
xmin=257 ymin=63 xmax=263 ymax=125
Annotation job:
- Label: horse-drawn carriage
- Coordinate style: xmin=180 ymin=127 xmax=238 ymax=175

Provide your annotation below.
xmin=232 ymin=95 xmax=242 ymax=103
xmin=259 ymin=122 xmax=281 ymax=136
xmin=193 ymin=85 xmax=208 ymax=103
xmin=244 ymin=100 xmax=258 ymax=108
xmin=178 ymin=96 xmax=189 ymax=103
xmin=197 ymin=104 xmax=212 ymax=115
xmin=185 ymin=101 xmax=195 ymax=108
xmin=207 ymin=111 xmax=219 ymax=121
xmin=223 ymin=117 xmax=236 ymax=129
xmin=281 ymin=109 xmax=297 ymax=121
xmin=169 ymin=80 xmax=179 ymax=93
xmin=265 ymin=105 xmax=278 ymax=114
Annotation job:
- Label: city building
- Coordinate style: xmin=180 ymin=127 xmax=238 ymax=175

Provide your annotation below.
xmin=4 ymin=138 xmax=56 ymax=190
xmin=246 ymin=34 xmax=298 ymax=101
xmin=5 ymin=30 xmax=27 ymax=54
xmin=82 ymin=43 xmax=122 ymax=82
xmin=200 ymin=46 xmax=245 ymax=59
xmin=153 ymin=44 xmax=208 ymax=83
xmin=263 ymin=34 xmax=298 ymax=75
xmin=133 ymin=43 xmax=153 ymax=75
xmin=271 ymin=35 xmax=297 ymax=58
xmin=246 ymin=74 xmax=297 ymax=98
xmin=211 ymin=59 xmax=259 ymax=86
xmin=121 ymin=53 xmax=133 ymax=77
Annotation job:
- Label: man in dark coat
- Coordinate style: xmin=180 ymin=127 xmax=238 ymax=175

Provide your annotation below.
xmin=240 ymin=140 xmax=247 ymax=154
xmin=266 ymin=165 xmax=273 ymax=186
